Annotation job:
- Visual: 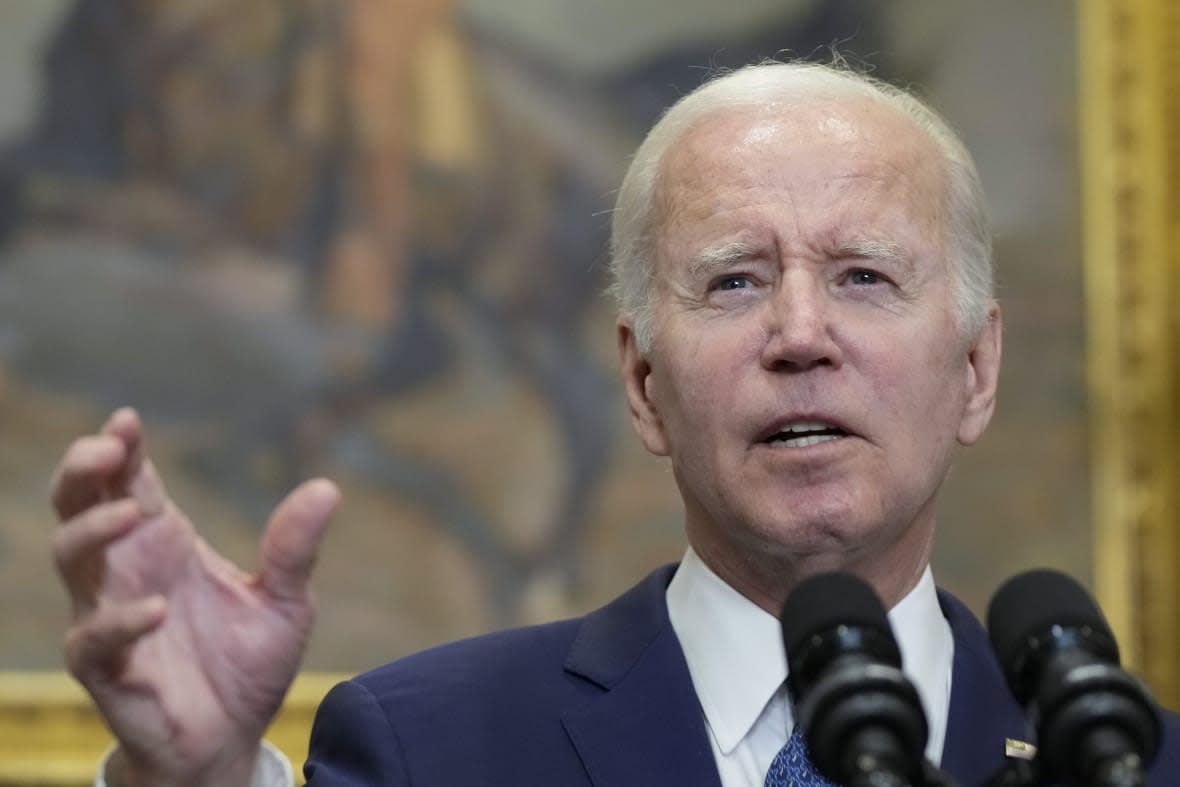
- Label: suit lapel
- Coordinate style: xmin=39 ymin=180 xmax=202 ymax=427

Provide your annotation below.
xmin=561 ymin=565 xmax=723 ymax=787
xmin=937 ymin=589 xmax=1034 ymax=784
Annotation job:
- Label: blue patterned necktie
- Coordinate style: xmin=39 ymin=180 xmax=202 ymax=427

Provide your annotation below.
xmin=764 ymin=727 xmax=838 ymax=787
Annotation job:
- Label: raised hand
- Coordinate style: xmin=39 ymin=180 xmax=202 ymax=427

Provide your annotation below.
xmin=51 ymin=408 xmax=339 ymax=787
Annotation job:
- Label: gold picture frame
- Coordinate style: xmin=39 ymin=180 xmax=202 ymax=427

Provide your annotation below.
xmin=0 ymin=673 xmax=346 ymax=786
xmin=1081 ymin=0 xmax=1180 ymax=708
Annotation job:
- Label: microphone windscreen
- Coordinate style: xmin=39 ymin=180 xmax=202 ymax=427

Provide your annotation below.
xmin=986 ymin=568 xmax=1118 ymax=678
xmin=780 ymin=572 xmax=891 ymax=658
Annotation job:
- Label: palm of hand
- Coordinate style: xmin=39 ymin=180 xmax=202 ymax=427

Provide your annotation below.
xmin=91 ymin=500 xmax=314 ymax=773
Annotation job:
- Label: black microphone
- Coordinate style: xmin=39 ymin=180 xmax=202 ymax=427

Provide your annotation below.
xmin=987 ymin=569 xmax=1161 ymax=787
xmin=780 ymin=572 xmax=930 ymax=787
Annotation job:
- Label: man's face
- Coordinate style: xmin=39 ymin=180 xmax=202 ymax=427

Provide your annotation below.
xmin=618 ymin=98 xmax=1001 ymax=608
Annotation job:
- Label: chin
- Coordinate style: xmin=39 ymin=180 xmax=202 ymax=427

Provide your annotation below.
xmin=744 ymin=514 xmax=862 ymax=559
xmin=758 ymin=494 xmax=915 ymax=556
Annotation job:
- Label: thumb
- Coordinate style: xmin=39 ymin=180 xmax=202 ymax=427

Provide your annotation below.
xmin=258 ymin=479 xmax=340 ymax=600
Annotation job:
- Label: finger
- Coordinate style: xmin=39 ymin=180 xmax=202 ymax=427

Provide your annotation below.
xmin=133 ymin=458 xmax=170 ymax=518
xmin=100 ymin=407 xmax=143 ymax=448
xmin=50 ymin=409 xmax=144 ymax=519
xmin=258 ymin=479 xmax=340 ymax=601
xmin=99 ymin=408 xmax=147 ymax=496
xmin=64 ymin=596 xmax=167 ymax=681
xmin=50 ymin=435 xmax=131 ymax=520
xmin=100 ymin=409 xmax=171 ymax=517
xmin=66 ymin=409 xmax=170 ymax=519
xmin=53 ymin=498 xmax=143 ymax=605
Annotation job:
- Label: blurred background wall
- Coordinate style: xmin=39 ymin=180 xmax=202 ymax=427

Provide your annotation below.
xmin=0 ymin=0 xmax=1085 ymax=672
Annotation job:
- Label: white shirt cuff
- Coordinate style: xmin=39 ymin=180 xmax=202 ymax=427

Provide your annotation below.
xmin=94 ymin=739 xmax=294 ymax=787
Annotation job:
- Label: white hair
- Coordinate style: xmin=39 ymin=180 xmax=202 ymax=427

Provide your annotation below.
xmin=608 ymin=60 xmax=994 ymax=351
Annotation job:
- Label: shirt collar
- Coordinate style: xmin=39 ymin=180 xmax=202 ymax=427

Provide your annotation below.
xmin=667 ymin=547 xmax=786 ymax=754
xmin=887 ymin=560 xmax=954 ymax=761
xmin=666 ymin=547 xmax=952 ymax=758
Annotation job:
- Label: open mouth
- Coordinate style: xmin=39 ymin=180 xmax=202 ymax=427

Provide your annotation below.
xmin=761 ymin=420 xmax=848 ymax=448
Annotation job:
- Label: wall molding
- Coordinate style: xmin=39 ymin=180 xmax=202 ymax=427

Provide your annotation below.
xmin=0 ymin=672 xmax=346 ymax=786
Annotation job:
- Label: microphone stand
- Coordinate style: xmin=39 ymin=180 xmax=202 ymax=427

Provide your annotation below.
xmin=979 ymin=760 xmax=1039 ymax=787
xmin=841 ymin=757 xmax=963 ymax=787
xmin=980 ymin=754 xmax=1150 ymax=787
xmin=921 ymin=759 xmax=964 ymax=787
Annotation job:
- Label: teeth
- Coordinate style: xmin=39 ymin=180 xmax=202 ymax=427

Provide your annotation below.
xmin=783 ymin=434 xmax=840 ymax=446
xmin=778 ymin=433 xmax=841 ymax=448
xmin=765 ymin=420 xmax=846 ymax=447
xmin=782 ymin=421 xmax=835 ymax=433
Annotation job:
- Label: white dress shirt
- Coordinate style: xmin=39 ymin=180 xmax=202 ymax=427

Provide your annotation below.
xmin=666 ymin=546 xmax=954 ymax=787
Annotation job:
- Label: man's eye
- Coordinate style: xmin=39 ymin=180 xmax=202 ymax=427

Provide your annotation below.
xmin=847 ymin=269 xmax=883 ymax=285
xmin=715 ymin=275 xmax=753 ymax=291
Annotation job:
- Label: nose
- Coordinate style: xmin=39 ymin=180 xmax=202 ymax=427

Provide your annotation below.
xmin=759 ymin=277 xmax=843 ymax=372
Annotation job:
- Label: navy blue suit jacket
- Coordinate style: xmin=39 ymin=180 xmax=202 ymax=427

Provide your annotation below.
xmin=304 ymin=565 xmax=1180 ymax=785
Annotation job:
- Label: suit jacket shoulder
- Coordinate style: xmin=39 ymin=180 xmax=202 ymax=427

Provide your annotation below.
xmin=303 ymin=564 xmax=722 ymax=786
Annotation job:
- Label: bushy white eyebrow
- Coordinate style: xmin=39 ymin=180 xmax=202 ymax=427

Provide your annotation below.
xmin=836 ymin=240 xmax=910 ymax=267
xmin=688 ymin=241 xmax=756 ymax=278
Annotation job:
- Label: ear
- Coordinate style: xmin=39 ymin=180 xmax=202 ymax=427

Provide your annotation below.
xmin=957 ymin=301 xmax=1002 ymax=446
xmin=617 ymin=318 xmax=670 ymax=456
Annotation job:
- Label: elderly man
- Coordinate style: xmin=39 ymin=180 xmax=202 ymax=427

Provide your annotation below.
xmin=51 ymin=61 xmax=1178 ymax=786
